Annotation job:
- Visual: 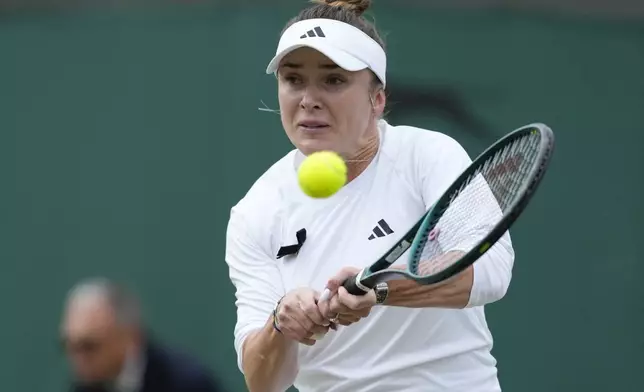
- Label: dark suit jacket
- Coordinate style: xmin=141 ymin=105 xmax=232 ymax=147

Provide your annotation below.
xmin=72 ymin=341 xmax=225 ymax=392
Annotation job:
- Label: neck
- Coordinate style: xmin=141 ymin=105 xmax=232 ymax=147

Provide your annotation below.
xmin=345 ymin=130 xmax=379 ymax=182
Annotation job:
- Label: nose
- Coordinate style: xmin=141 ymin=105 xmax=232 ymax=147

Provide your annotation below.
xmin=300 ymin=86 xmax=322 ymax=111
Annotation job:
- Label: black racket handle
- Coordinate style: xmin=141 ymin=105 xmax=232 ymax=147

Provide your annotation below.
xmin=343 ymin=274 xmax=370 ymax=296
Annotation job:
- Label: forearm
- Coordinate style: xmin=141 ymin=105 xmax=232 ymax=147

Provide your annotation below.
xmin=384 ymin=242 xmax=513 ymax=308
xmin=241 ymin=318 xmax=298 ymax=392
xmin=384 ymin=265 xmax=473 ymax=308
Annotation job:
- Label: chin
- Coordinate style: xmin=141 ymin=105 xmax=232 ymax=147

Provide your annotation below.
xmin=296 ymin=140 xmax=337 ymax=156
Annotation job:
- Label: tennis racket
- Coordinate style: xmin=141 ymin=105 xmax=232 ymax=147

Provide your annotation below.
xmin=319 ymin=122 xmax=555 ymax=300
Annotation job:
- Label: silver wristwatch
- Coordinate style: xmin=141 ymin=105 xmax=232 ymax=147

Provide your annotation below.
xmin=374 ymin=282 xmax=389 ymax=305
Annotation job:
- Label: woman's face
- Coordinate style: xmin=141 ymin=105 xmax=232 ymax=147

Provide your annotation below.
xmin=277 ymin=47 xmax=385 ymax=157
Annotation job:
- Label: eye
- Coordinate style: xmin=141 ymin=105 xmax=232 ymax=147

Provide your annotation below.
xmin=326 ymin=75 xmax=346 ymax=86
xmin=283 ymin=74 xmax=303 ymax=85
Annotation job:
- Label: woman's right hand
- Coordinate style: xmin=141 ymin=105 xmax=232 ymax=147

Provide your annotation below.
xmin=274 ymin=288 xmax=335 ymax=346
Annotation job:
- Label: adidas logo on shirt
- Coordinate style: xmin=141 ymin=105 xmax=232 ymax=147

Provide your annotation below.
xmin=368 ymin=219 xmax=394 ymax=240
xmin=300 ymin=26 xmax=326 ymax=39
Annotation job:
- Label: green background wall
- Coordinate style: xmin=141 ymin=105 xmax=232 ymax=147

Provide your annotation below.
xmin=2 ymin=3 xmax=643 ymax=391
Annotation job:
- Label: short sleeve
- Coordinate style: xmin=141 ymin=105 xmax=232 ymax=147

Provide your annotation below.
xmin=225 ymin=206 xmax=285 ymax=372
xmin=416 ymin=133 xmax=515 ymax=307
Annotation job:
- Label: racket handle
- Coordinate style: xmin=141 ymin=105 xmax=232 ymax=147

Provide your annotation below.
xmin=343 ymin=274 xmax=370 ymax=296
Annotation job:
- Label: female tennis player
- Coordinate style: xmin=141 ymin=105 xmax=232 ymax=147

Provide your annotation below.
xmin=225 ymin=1 xmax=515 ymax=391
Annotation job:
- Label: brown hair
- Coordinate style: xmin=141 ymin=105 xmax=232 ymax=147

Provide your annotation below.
xmin=282 ymin=0 xmax=386 ymax=89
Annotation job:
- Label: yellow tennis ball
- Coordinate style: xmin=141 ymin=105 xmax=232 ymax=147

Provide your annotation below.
xmin=298 ymin=151 xmax=347 ymax=198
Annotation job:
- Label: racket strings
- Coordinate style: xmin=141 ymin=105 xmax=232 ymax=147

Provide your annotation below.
xmin=486 ymin=137 xmax=538 ymax=209
xmin=414 ymin=133 xmax=542 ymax=276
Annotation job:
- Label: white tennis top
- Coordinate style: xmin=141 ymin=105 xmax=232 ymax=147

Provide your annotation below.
xmin=225 ymin=119 xmax=515 ymax=392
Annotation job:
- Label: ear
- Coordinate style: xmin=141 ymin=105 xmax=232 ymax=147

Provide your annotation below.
xmin=371 ymin=88 xmax=386 ymax=118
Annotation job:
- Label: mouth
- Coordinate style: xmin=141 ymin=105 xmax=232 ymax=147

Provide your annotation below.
xmin=297 ymin=120 xmax=330 ymax=132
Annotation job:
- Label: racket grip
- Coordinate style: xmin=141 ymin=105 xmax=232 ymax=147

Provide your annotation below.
xmin=343 ymin=274 xmax=370 ymax=296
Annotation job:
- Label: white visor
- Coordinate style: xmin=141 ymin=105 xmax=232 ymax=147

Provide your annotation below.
xmin=265 ymin=18 xmax=387 ymax=87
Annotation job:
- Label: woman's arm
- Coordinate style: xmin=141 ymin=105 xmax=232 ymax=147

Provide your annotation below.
xmin=385 ymin=264 xmax=473 ymax=308
xmin=241 ymin=318 xmax=299 ymax=392
xmin=322 ymin=238 xmax=513 ymax=316
xmin=385 ymin=237 xmax=514 ymax=308
xmin=226 ymin=209 xmax=299 ymax=391
xmin=241 ymin=286 xmax=332 ymax=392
xmin=323 ymin=132 xmax=515 ymax=314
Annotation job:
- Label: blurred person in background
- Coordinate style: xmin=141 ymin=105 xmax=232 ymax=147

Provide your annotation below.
xmin=61 ymin=277 xmax=225 ymax=392
xmin=225 ymin=0 xmax=514 ymax=391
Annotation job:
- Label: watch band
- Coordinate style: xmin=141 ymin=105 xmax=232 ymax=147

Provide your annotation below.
xmin=374 ymin=282 xmax=389 ymax=304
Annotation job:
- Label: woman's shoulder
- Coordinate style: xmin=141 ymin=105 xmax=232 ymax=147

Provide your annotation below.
xmin=382 ymin=121 xmax=464 ymax=151
xmin=380 ymin=120 xmax=469 ymax=166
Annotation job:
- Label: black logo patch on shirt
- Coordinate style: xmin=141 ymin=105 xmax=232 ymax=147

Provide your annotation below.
xmin=368 ymin=219 xmax=394 ymax=240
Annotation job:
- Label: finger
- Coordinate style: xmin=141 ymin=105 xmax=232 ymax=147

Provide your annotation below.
xmin=334 ymin=314 xmax=363 ymax=324
xmin=292 ymin=305 xmax=318 ymax=332
xmin=337 ymin=286 xmax=366 ymax=311
xmin=300 ymin=337 xmax=317 ymax=346
xmin=328 ymin=294 xmax=351 ymax=316
xmin=336 ymin=317 xmax=353 ymax=326
xmin=311 ymin=322 xmax=338 ymax=340
xmin=300 ymin=293 xmax=330 ymax=326
xmin=326 ymin=267 xmax=359 ymax=293
xmin=288 ymin=316 xmax=328 ymax=341
xmin=279 ymin=314 xmax=311 ymax=341
xmin=279 ymin=301 xmax=315 ymax=338
xmin=356 ymin=306 xmax=372 ymax=318
xmin=290 ymin=301 xmax=330 ymax=339
xmin=310 ymin=324 xmax=331 ymax=336
xmin=321 ymin=293 xmax=347 ymax=318
xmin=335 ymin=314 xmax=360 ymax=326
xmin=317 ymin=296 xmax=331 ymax=318
xmin=317 ymin=288 xmax=332 ymax=303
